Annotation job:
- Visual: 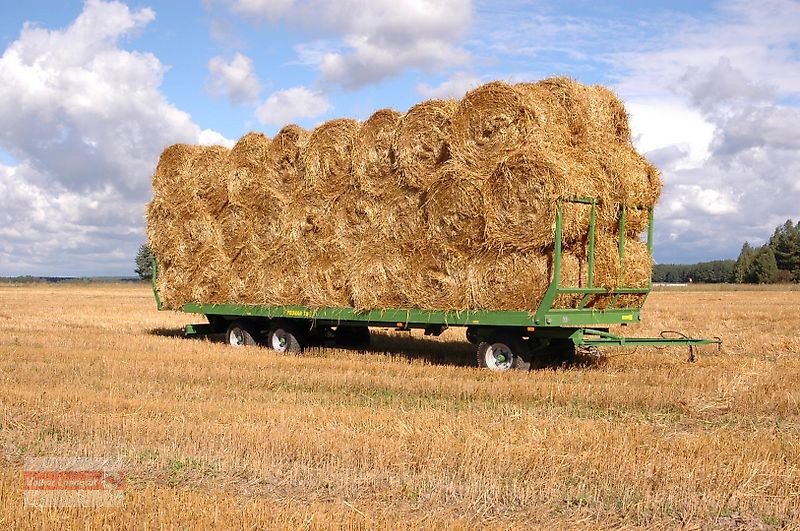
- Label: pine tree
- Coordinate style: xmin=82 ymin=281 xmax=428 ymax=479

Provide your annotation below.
xmin=746 ymin=246 xmax=778 ymax=284
xmin=135 ymin=244 xmax=155 ymax=280
xmin=769 ymin=219 xmax=800 ymax=274
xmin=732 ymin=242 xmax=755 ymax=283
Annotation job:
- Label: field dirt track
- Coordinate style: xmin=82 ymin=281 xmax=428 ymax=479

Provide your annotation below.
xmin=1 ymin=283 xmax=799 ymax=529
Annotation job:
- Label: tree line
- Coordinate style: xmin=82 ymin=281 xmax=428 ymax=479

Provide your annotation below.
xmin=653 ymin=219 xmax=800 ymax=284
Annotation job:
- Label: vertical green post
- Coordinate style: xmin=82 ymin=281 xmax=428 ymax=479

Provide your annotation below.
xmin=534 ymin=200 xmax=563 ymax=324
xmin=588 ymin=201 xmax=596 ymax=288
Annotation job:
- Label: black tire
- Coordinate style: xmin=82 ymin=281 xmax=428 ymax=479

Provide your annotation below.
xmin=226 ymin=320 xmax=258 ymax=348
xmin=267 ymin=322 xmax=303 ymax=354
xmin=477 ymin=334 xmax=530 ymax=372
xmin=334 ymin=325 xmax=371 ymax=348
xmin=465 ymin=326 xmax=480 ymax=345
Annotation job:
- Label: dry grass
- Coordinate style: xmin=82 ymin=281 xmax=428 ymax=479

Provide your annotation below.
xmin=1 ymin=283 xmax=799 ymax=529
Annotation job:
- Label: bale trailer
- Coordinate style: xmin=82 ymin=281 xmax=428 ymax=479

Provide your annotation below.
xmin=152 ymin=198 xmax=720 ymax=371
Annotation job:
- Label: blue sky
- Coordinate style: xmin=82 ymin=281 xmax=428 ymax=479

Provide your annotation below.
xmin=0 ymin=0 xmax=799 ymax=276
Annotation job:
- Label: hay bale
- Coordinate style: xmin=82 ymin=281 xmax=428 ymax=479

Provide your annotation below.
xmin=301 ymin=118 xmax=360 ymax=197
xmin=583 ymin=84 xmax=632 ymax=144
xmin=423 ymin=161 xmax=486 ymax=252
xmin=227 ymin=132 xmax=274 ymax=208
xmin=192 ymin=145 xmax=231 ymax=215
xmin=516 ymin=77 xmax=589 ymax=147
xmin=268 ymin=124 xmax=309 ymax=190
xmin=483 ymin=149 xmax=594 ymax=251
xmin=393 ymin=247 xmax=472 ymax=310
xmin=148 ymin=145 xmax=225 ymax=309
xmin=449 ymin=81 xmax=546 ymax=172
xmin=393 ymin=99 xmax=457 ymax=189
xmin=148 ymin=77 xmax=661 ymax=314
xmin=468 ymin=250 xmax=551 ymax=311
xmin=346 ymin=249 xmax=407 ymax=310
xmin=353 ymin=109 xmax=402 ymax=196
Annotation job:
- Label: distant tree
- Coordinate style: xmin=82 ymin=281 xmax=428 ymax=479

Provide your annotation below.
xmin=135 ymin=244 xmax=155 ymax=280
xmin=653 ymin=260 xmax=735 ymax=283
xmin=768 ymin=219 xmax=800 ymax=281
xmin=732 ymin=242 xmax=756 ymax=283
xmin=745 ymin=246 xmax=778 ymax=284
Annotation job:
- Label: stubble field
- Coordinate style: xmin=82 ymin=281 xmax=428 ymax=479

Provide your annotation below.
xmin=1 ymin=283 xmax=799 ymax=529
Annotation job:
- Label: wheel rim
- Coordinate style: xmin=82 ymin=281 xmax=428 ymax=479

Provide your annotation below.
xmin=485 ymin=343 xmax=514 ymax=371
xmin=229 ymin=327 xmax=245 ymax=347
xmin=271 ymin=331 xmax=288 ymax=352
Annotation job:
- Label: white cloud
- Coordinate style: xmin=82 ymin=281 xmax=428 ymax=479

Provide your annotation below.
xmin=607 ymin=1 xmax=800 ymax=261
xmin=230 ymin=0 xmax=472 ymax=88
xmin=207 ymin=52 xmax=262 ymax=105
xmin=417 ymin=71 xmax=482 ymax=99
xmin=627 ymin=99 xmax=714 ymax=169
xmin=231 ymin=0 xmax=295 ymax=21
xmin=255 ymin=86 xmax=331 ymax=126
xmin=0 ymin=0 xmax=231 ymax=275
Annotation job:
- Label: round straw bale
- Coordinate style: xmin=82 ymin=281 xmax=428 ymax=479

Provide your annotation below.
xmin=394 ymin=247 xmax=472 ymax=310
xmin=346 ymin=248 xmax=407 ymax=310
xmin=268 ymin=124 xmax=309 ymax=188
xmin=353 ymin=109 xmax=402 ymax=196
xmin=516 ymin=77 xmax=589 ymax=147
xmin=152 ymin=144 xmax=204 ymax=193
xmin=449 ymin=81 xmax=546 ymax=172
xmin=589 ymin=143 xmax=661 ymax=235
xmin=393 ymin=99 xmax=457 ymax=189
xmin=301 ymin=118 xmax=360 ymax=197
xmin=193 ymin=145 xmax=231 ymax=215
xmin=423 ymin=161 xmax=486 ymax=252
xmin=296 ymin=244 xmax=352 ymax=308
xmin=483 ymin=149 xmax=593 ymax=251
xmin=227 ymin=132 xmax=283 ymax=208
xmin=468 ymin=250 xmax=550 ymax=311
xmin=582 ymin=84 xmax=632 ymax=144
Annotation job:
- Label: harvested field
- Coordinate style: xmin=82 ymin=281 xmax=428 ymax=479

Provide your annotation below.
xmin=1 ymin=283 xmax=799 ymax=529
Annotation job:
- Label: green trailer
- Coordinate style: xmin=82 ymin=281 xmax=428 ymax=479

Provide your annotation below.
xmin=152 ymin=198 xmax=720 ymax=371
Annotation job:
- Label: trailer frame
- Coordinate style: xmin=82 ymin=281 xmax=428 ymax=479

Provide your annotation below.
xmin=152 ymin=197 xmax=720 ymax=369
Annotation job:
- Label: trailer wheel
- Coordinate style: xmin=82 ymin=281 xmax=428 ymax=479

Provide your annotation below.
xmin=334 ymin=326 xmax=371 ymax=348
xmin=267 ymin=322 xmax=303 ymax=354
xmin=477 ymin=335 xmax=530 ymax=372
xmin=465 ymin=326 xmax=480 ymax=345
xmin=226 ymin=321 xmax=258 ymax=347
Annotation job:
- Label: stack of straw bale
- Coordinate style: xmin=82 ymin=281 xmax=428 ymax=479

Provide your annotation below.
xmin=147 ymin=77 xmax=660 ymax=311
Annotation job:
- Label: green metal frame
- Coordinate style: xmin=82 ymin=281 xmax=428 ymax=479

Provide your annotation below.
xmin=152 ymin=197 xmax=719 ymax=350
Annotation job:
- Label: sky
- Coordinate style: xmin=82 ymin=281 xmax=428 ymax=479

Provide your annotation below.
xmin=0 ymin=0 xmax=798 ymax=276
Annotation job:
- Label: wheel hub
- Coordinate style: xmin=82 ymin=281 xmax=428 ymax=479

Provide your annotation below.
xmin=486 ymin=343 xmax=513 ymax=371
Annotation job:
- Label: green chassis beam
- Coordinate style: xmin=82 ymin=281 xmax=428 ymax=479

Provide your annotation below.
xmin=181 ymin=302 xmax=642 ymax=328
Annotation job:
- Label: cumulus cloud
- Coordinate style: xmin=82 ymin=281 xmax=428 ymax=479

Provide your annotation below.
xmin=255 ymin=86 xmax=331 ymax=126
xmin=613 ymin=2 xmax=800 ymax=262
xmin=417 ymin=71 xmax=481 ymax=99
xmin=207 ymin=52 xmax=262 ymax=104
xmin=0 ymin=0 xmax=231 ymax=275
xmin=231 ymin=0 xmax=294 ymax=21
xmin=230 ymin=0 xmax=472 ymax=88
